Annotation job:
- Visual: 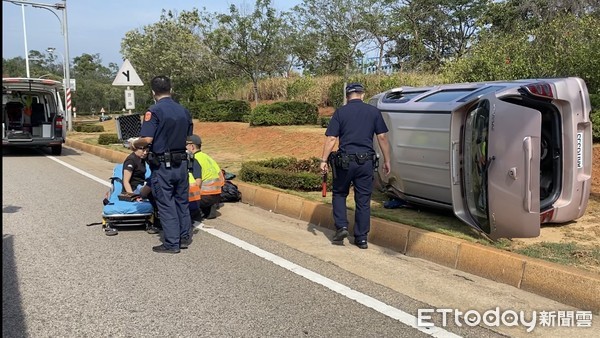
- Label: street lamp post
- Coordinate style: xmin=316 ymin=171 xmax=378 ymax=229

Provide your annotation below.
xmin=4 ymin=0 xmax=73 ymax=132
xmin=19 ymin=4 xmax=31 ymax=77
xmin=33 ymin=2 xmax=71 ymax=132
xmin=46 ymin=47 xmax=65 ymax=84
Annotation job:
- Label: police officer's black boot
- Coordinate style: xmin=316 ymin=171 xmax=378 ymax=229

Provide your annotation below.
xmin=332 ymin=227 xmax=348 ymax=243
xmin=207 ymin=204 xmax=218 ymax=219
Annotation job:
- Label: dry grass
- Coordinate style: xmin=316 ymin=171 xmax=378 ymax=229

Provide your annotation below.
xmin=230 ymin=72 xmax=447 ymax=108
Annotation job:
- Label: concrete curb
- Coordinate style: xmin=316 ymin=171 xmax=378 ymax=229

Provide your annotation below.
xmin=66 ymin=139 xmax=600 ymax=313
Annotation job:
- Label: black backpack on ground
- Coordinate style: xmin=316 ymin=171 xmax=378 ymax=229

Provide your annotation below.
xmin=221 ymin=180 xmax=242 ymax=202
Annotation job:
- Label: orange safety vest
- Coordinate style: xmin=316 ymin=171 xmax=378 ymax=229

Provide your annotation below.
xmin=188 ymin=151 xmax=224 ymax=200
xmin=188 ymin=182 xmax=201 ymax=202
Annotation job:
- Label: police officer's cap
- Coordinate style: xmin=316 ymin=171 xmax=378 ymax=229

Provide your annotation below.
xmin=346 ymin=83 xmax=365 ymax=94
xmin=187 ymin=134 xmax=202 ymax=146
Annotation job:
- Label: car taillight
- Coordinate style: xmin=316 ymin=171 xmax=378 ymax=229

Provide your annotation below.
xmin=540 ymin=208 xmax=555 ymax=223
xmin=523 ymin=83 xmax=554 ymax=99
xmin=55 ymin=117 xmax=63 ymax=127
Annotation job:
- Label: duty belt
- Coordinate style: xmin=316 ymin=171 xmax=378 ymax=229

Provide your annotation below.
xmin=347 ymin=153 xmax=375 ymax=163
xmin=156 ymin=153 xmax=187 ymax=162
xmin=152 ymin=150 xmax=187 ymax=162
xmin=148 ymin=150 xmax=188 ymax=168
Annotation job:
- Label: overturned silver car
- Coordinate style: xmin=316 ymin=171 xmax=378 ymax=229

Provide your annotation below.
xmin=370 ymin=77 xmax=593 ymax=240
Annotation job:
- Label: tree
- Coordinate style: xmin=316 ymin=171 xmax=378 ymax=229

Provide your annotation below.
xmin=443 ymin=14 xmax=600 ymax=93
xmin=2 ymin=57 xmax=26 ymax=78
xmin=293 ymin=0 xmax=371 ymax=101
xmin=121 ymin=9 xmax=207 ymax=104
xmin=483 ymin=0 xmax=600 ymax=34
xmin=388 ymin=0 xmax=489 ymax=72
xmin=282 ymin=13 xmax=321 ymax=75
xmin=361 ymin=0 xmax=399 ymax=75
xmin=72 ymin=53 xmax=113 ymax=80
xmin=70 ymin=53 xmax=122 ymax=113
xmin=199 ymin=0 xmax=289 ymax=105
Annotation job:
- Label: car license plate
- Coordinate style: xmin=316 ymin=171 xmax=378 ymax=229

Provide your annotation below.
xmin=576 ymin=132 xmax=583 ymax=168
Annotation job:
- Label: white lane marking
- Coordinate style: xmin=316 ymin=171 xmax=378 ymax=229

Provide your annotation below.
xmin=47 ymin=156 xmax=112 ymax=187
xmin=201 ymin=227 xmax=461 ymax=338
xmin=53 ymin=157 xmax=460 ymax=337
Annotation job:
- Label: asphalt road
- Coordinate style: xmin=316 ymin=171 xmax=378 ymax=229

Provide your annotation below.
xmin=2 ymin=147 xmax=598 ymax=338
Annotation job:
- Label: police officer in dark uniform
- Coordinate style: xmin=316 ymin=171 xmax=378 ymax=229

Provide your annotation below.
xmin=320 ymin=83 xmax=391 ymax=249
xmin=131 ymin=75 xmax=193 ymax=254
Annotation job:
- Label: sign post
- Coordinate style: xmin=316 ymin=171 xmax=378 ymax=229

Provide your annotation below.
xmin=112 ymin=59 xmax=144 ymax=113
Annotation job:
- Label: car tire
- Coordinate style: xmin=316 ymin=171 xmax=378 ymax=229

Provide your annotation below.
xmin=51 ymin=145 xmax=62 ymax=155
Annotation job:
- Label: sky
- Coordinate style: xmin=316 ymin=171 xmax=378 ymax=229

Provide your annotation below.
xmin=2 ymin=0 xmax=300 ymax=68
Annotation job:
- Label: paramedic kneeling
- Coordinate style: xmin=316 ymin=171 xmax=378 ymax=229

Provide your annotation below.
xmin=132 ymin=75 xmax=194 ymax=254
xmin=186 ymin=134 xmax=225 ymax=223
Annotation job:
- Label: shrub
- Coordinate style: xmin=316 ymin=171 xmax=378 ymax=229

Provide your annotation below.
xmin=589 ymin=94 xmax=600 ymax=142
xmin=74 ymin=124 xmax=104 ymax=133
xmin=240 ymin=157 xmax=331 ymax=191
xmin=189 ymin=100 xmax=251 ymax=122
xmin=327 ymin=80 xmax=346 ymax=109
xmin=249 ymin=101 xmax=318 ymax=126
xmin=592 ymin=109 xmax=600 ymax=142
xmin=590 ymin=94 xmax=600 ymax=109
xmin=98 ymin=133 xmax=120 ymax=145
xmin=287 ymin=77 xmax=315 ymax=102
xmin=320 ymin=116 xmax=331 ymax=128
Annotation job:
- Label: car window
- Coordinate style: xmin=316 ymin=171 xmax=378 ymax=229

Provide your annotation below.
xmin=417 ymin=89 xmax=476 ymax=102
xmin=457 ymin=86 xmax=506 ymax=102
xmin=463 ymin=100 xmax=491 ymax=233
xmin=382 ymin=91 xmax=428 ymax=103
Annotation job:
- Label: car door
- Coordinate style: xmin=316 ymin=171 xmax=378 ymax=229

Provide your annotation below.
xmin=451 ymin=94 xmax=541 ymax=240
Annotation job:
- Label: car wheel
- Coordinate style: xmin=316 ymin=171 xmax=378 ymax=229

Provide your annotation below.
xmin=51 ymin=145 xmax=62 ymax=155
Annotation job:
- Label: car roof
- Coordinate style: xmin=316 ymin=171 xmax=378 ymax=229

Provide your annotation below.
xmin=373 ymin=77 xmax=574 ymax=111
xmin=3 ymin=77 xmax=63 ymax=91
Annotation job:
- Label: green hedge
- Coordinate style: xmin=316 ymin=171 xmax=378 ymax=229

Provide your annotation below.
xmin=98 ymin=133 xmax=120 ymax=145
xmin=240 ymin=157 xmax=331 ymax=191
xmin=74 ymin=124 xmax=104 ymax=133
xmin=590 ymin=94 xmax=599 ymax=142
xmin=590 ymin=93 xmax=600 ymax=108
xmin=320 ymin=116 xmax=331 ymax=128
xmin=592 ymin=109 xmax=600 ymax=142
xmin=189 ymin=100 xmax=250 ymax=122
xmin=249 ymin=101 xmax=318 ymax=126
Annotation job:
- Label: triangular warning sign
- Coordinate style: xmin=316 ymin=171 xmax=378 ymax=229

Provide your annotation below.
xmin=112 ymin=59 xmax=144 ymax=86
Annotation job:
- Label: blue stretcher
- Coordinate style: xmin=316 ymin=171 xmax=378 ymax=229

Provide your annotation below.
xmin=101 ymin=163 xmax=155 ymax=236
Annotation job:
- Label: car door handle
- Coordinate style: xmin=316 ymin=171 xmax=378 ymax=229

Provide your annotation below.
xmin=523 ymin=137 xmax=533 ymax=212
xmin=451 ymin=141 xmax=460 ymax=185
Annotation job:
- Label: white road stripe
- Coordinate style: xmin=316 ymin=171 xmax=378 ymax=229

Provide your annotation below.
xmin=201 ymin=227 xmax=461 ymax=338
xmin=54 ymin=156 xmax=460 ymax=337
xmin=47 ymin=155 xmax=112 ymax=187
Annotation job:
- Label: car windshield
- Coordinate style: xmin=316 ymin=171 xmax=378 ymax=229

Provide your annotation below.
xmin=463 ymin=101 xmax=491 ymax=233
